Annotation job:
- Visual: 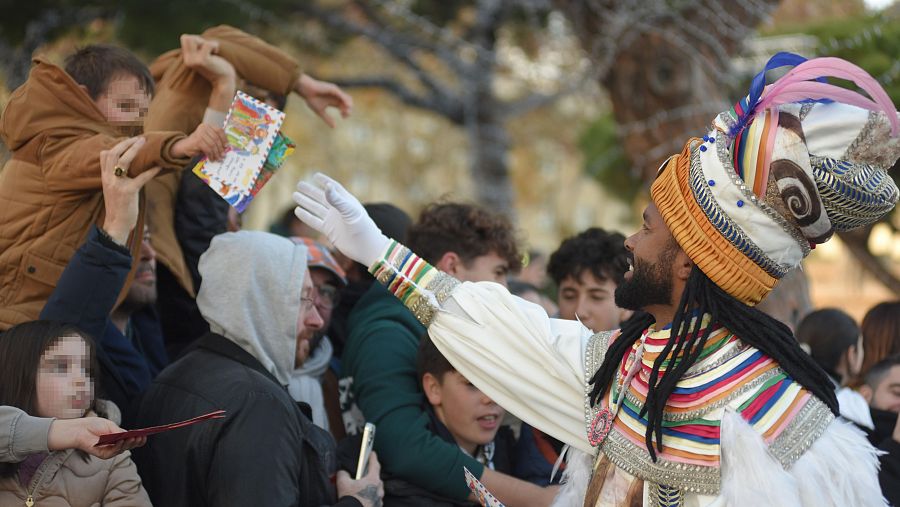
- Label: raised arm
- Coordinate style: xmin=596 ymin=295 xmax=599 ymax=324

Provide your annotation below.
xmin=40 ymin=137 xmax=158 ymax=336
xmin=40 ymin=132 xmax=185 ymax=194
xmin=149 ymin=26 xmax=351 ymax=134
xmin=1 ymin=406 xmax=142 ymax=463
xmin=294 ymin=173 xmax=594 ymax=454
xmin=201 ymin=25 xmax=352 ymax=127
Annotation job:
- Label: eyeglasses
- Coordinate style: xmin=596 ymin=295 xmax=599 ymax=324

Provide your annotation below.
xmin=314 ymin=284 xmax=339 ymax=310
xmin=300 ymin=295 xmax=318 ymax=314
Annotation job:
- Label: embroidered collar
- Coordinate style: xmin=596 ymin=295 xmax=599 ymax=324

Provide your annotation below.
xmin=583 ymin=326 xmax=833 ymax=494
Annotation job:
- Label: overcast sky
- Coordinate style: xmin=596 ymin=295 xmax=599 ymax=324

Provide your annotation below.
xmin=864 ymin=0 xmax=894 ymax=9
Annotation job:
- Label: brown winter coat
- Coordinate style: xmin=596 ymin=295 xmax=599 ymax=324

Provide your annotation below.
xmin=143 ymin=25 xmax=302 ymax=296
xmin=0 ymin=449 xmax=152 ymax=507
xmin=0 ymin=58 xmax=189 ymax=330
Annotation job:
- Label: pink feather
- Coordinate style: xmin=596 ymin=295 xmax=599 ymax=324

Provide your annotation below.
xmin=757 ymin=83 xmax=881 ymax=111
xmin=754 ymin=57 xmax=899 ymax=136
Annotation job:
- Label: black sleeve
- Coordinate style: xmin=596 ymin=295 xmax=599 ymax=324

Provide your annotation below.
xmin=40 ymin=225 xmax=131 ymax=339
xmin=206 ymin=394 xmax=303 ymax=507
xmin=334 ymin=497 xmax=364 ymax=507
xmin=175 ymin=169 xmax=229 ymax=289
xmin=877 ymin=437 xmax=900 ymax=506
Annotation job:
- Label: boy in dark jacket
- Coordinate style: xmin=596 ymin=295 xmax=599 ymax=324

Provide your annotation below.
xmin=859 ymin=355 xmax=900 ymax=505
xmin=381 ymin=334 xmax=516 ymax=506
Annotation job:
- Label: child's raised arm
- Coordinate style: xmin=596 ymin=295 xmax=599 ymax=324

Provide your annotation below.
xmin=40 ymin=131 xmax=187 ymax=194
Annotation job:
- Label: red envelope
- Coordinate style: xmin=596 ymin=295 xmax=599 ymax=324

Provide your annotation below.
xmin=95 ymin=410 xmax=227 ymax=446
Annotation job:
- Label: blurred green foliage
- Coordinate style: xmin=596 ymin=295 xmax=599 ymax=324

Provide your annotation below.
xmin=578 ymin=112 xmax=640 ymax=204
xmin=762 ymin=12 xmax=900 ymax=103
xmin=0 ymin=0 xmax=294 ymax=56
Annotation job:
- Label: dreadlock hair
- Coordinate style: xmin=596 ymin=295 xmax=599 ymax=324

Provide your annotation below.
xmin=588 ymin=266 xmax=839 ymax=462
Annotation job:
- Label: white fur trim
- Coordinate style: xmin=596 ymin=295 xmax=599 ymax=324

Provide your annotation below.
xmin=719 ymin=408 xmax=802 ymax=507
xmin=837 ymin=387 xmax=874 ymax=430
xmin=719 ymin=409 xmax=886 ymax=507
xmin=550 ymin=448 xmax=594 ymax=507
xmin=789 ymin=417 xmax=886 ymax=507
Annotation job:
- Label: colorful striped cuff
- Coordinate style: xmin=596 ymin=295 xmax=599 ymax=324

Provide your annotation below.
xmin=369 ymin=240 xmax=460 ymax=326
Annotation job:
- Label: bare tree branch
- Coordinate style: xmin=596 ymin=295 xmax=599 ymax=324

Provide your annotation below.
xmin=297 ymin=1 xmax=469 ymax=119
xmin=299 ymin=1 xmax=470 ymax=77
xmin=499 ymin=80 xmax=587 ymax=118
xmin=352 ymin=1 xmax=463 ymax=101
xmin=467 ymin=0 xmax=506 ymax=51
xmin=367 ymin=0 xmax=476 ymax=72
xmin=330 ymin=76 xmax=464 ymax=122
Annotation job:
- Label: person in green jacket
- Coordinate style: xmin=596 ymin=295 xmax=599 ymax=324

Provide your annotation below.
xmin=338 ymin=202 xmax=559 ymax=506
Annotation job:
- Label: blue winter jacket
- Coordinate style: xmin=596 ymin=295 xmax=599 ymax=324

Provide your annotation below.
xmin=40 ymin=225 xmax=168 ymax=425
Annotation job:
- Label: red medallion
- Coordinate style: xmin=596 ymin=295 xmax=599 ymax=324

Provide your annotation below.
xmin=588 ymin=408 xmax=614 ymax=447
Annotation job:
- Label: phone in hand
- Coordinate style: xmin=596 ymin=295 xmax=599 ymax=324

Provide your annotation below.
xmin=355 ymin=423 xmax=376 ymax=479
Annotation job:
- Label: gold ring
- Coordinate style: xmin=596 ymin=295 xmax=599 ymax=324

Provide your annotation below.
xmin=114 ymin=166 xmax=128 ymax=177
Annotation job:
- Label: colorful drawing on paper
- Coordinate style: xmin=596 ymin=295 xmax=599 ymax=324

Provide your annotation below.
xmin=193 ymin=91 xmax=292 ymax=212
xmin=231 ymin=133 xmax=296 ymax=213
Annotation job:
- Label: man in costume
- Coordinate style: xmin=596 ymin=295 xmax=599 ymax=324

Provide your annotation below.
xmin=293 ymin=53 xmax=897 ymax=506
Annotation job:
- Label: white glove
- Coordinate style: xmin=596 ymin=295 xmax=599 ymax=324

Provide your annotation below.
xmin=293 ymin=173 xmax=390 ymax=268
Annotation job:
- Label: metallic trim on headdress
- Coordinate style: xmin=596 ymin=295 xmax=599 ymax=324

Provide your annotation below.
xmin=843 ymin=111 xmax=900 ymax=169
xmin=812 ymin=156 xmax=900 ymax=231
xmin=689 ymin=146 xmax=790 ymax=279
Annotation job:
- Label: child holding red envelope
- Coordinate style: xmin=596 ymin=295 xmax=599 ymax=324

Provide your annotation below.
xmin=0 ymin=321 xmax=151 ymax=507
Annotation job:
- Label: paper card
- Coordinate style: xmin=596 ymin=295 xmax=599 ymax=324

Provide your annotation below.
xmin=95 ymin=410 xmax=226 ymax=446
xmin=193 ymin=91 xmax=289 ymax=211
xmin=464 ymin=467 xmax=506 ymax=507
xmin=230 ymin=132 xmax=296 ymax=213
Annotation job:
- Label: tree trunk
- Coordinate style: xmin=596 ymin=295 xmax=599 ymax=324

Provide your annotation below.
xmin=464 ymin=0 xmax=515 ymax=215
xmin=602 ymin=30 xmax=727 ymax=182
xmin=468 ymin=110 xmax=514 ymax=213
xmin=558 ymin=0 xmax=780 ymax=183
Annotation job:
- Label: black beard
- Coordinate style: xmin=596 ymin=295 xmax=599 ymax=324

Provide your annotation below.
xmin=614 ymin=257 xmax=674 ymax=311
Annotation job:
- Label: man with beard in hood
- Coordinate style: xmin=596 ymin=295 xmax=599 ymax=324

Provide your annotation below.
xmin=295 ymin=52 xmax=897 ymax=506
xmin=288 ymin=236 xmax=348 ymax=433
xmin=134 ymin=231 xmax=383 ymax=507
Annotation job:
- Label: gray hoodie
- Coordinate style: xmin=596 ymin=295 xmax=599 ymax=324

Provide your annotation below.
xmin=197 ymin=231 xmax=308 ymax=386
xmin=0 ymin=407 xmax=52 ymax=463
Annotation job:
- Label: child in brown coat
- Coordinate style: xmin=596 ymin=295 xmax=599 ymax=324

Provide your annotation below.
xmin=0 ymin=45 xmax=227 ymax=330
